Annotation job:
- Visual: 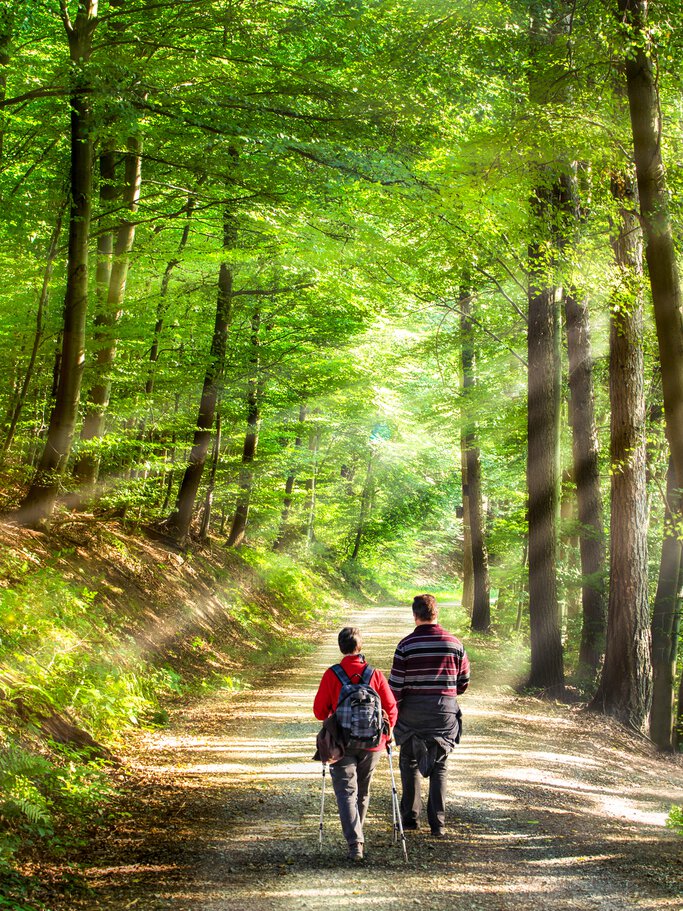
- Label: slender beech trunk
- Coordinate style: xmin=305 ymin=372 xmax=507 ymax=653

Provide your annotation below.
xmin=592 ymin=174 xmax=651 ymax=731
xmin=460 ymin=291 xmax=491 ymax=632
xmin=564 ymin=285 xmax=607 ymax=684
xmin=168 ymin=211 xmax=236 ymax=542
xmin=2 ymin=205 xmax=65 ymax=457
xmin=351 ymin=458 xmax=373 ymax=561
xmin=617 ymin=0 xmax=683 ymax=496
xmin=226 ymin=308 xmax=261 ymax=548
xmin=74 ymin=137 xmax=142 ymax=487
xmin=650 ymin=456 xmax=681 ymax=750
xmin=198 ymin=412 xmax=221 ymax=542
xmin=273 ymin=404 xmax=307 ymax=551
xmin=460 ymin=430 xmax=474 ymax=616
xmin=146 ymin=188 xmax=199 ymax=397
xmin=0 ymin=6 xmax=13 ymax=172
xmin=304 ymin=427 xmax=320 ymax=548
xmin=17 ymin=2 xmax=98 ymax=526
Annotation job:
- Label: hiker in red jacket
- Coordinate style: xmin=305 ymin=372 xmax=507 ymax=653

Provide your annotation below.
xmin=314 ymin=626 xmax=397 ymax=862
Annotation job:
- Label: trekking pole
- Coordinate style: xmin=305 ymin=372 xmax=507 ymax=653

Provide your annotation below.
xmin=318 ymin=762 xmax=327 ymax=851
xmin=386 ymin=741 xmax=408 ymax=862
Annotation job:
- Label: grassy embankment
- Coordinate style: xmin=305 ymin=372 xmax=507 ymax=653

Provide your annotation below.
xmin=0 ymin=517 xmax=385 ymax=904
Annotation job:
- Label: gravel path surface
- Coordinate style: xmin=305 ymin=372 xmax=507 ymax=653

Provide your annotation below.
xmin=76 ymin=605 xmax=683 ymax=911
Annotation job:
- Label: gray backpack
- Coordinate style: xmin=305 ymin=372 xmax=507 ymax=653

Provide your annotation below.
xmin=332 ymin=664 xmax=383 ymax=749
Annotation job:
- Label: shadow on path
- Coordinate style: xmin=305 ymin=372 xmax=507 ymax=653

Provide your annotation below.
xmin=74 ymin=605 xmax=683 ymax=911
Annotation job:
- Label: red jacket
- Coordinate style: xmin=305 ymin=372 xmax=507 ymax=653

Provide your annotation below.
xmin=313 ymin=654 xmax=398 ymax=752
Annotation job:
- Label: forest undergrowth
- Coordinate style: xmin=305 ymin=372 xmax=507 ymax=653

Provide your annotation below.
xmin=0 ymin=514 xmax=382 ymax=907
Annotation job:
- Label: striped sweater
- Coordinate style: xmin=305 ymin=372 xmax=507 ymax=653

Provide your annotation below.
xmin=389 ymin=623 xmax=470 ymax=703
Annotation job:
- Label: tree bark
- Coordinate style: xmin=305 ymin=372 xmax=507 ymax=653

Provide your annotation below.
xmin=526 ymin=179 xmax=566 ymax=696
xmin=2 ymin=204 xmax=65 ymax=458
xmin=226 ymin=308 xmax=261 ymax=548
xmin=564 ymin=286 xmax=607 ymax=684
xmin=460 ymin=428 xmax=474 ymax=617
xmin=273 ymin=404 xmax=307 ymax=551
xmin=74 ymin=136 xmax=142 ymax=487
xmin=525 ymin=1 xmax=571 ymax=696
xmin=617 ymin=0 xmax=683 ymax=496
xmin=0 ymin=5 xmax=13 ymax=172
xmin=650 ymin=456 xmax=681 ymax=750
xmin=146 ymin=187 xmax=200 ymax=397
xmin=16 ymin=2 xmax=98 ymax=526
xmin=460 ymin=291 xmax=491 ymax=632
xmin=168 ymin=210 xmax=236 ymax=542
xmin=350 ymin=458 xmax=373 ymax=561
xmin=591 ymin=173 xmax=651 ymax=731
xmin=198 ymin=411 xmax=221 ymax=542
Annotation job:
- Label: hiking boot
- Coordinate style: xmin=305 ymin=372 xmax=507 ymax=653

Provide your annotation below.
xmin=347 ymin=843 xmax=364 ymax=862
xmin=401 ymin=819 xmax=419 ymax=831
xmin=430 ymin=828 xmax=446 ymax=838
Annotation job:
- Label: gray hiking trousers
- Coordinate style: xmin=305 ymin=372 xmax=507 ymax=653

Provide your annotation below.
xmin=329 ymin=747 xmax=382 ymax=846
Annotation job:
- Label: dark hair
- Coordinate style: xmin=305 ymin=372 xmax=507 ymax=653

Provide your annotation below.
xmin=412 ymin=594 xmax=437 ymax=622
xmin=338 ymin=626 xmax=362 ymax=655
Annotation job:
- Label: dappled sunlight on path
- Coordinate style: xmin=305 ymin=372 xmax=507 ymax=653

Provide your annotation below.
xmin=78 ymin=605 xmax=683 ymax=911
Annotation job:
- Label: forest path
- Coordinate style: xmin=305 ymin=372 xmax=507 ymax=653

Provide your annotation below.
xmin=77 ymin=604 xmax=683 ymax=911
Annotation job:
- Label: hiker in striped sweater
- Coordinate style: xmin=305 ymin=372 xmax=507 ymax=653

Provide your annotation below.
xmin=389 ymin=593 xmax=470 ymax=837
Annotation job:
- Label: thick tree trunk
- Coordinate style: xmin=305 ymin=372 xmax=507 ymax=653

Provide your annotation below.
xmin=650 ymin=457 xmax=681 ymax=750
xmin=617 ymin=0 xmax=683 ymax=496
xmin=526 ymin=180 xmax=565 ymax=696
xmin=591 ymin=174 xmax=651 ymax=731
xmin=74 ymin=137 xmax=142 ymax=487
xmin=168 ymin=212 xmax=236 ymax=541
xmin=2 ymin=205 xmax=65 ymax=457
xmin=16 ymin=3 xmax=98 ymax=526
xmin=273 ymin=404 xmax=307 ymax=551
xmin=226 ymin=308 xmax=261 ymax=548
xmin=460 ymin=291 xmax=491 ymax=632
xmin=564 ymin=287 xmax=607 ymax=684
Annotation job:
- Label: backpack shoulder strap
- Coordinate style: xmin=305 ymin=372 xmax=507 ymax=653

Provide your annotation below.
xmin=332 ymin=664 xmax=351 ymax=686
xmin=360 ymin=664 xmax=374 ymax=685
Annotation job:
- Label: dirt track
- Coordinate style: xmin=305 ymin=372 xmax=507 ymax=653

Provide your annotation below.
xmin=72 ymin=604 xmax=683 ymax=911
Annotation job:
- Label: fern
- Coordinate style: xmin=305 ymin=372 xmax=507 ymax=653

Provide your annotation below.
xmin=667 ymin=805 xmax=683 ymax=835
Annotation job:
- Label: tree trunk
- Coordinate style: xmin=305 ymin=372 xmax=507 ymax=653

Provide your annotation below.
xmin=617 ymin=0 xmax=683 ymax=496
xmin=564 ymin=286 xmax=607 ymax=685
xmin=199 ymin=412 xmax=221 ymax=542
xmin=146 ymin=188 xmax=199 ymax=397
xmin=526 ymin=179 xmax=565 ymax=696
xmin=74 ymin=137 xmax=142 ymax=487
xmin=351 ymin=458 xmax=373 ymax=561
xmin=303 ymin=427 xmax=320 ymax=548
xmin=16 ymin=3 xmax=98 ymax=526
xmin=2 ymin=204 xmax=65 ymax=458
xmin=650 ymin=456 xmax=681 ymax=750
xmin=460 ymin=428 xmax=474 ymax=617
xmin=168 ymin=211 xmax=236 ymax=541
xmin=226 ymin=308 xmax=261 ymax=548
xmin=591 ymin=173 xmax=651 ymax=731
xmin=460 ymin=291 xmax=491 ymax=632
xmin=273 ymin=403 xmax=307 ymax=551
xmin=0 ymin=5 xmax=13 ymax=172
xmin=524 ymin=2 xmax=571 ymax=696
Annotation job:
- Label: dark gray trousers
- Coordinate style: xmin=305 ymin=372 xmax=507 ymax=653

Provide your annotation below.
xmin=398 ymin=736 xmax=449 ymax=831
xmin=329 ymin=747 xmax=382 ymax=846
